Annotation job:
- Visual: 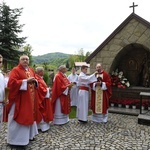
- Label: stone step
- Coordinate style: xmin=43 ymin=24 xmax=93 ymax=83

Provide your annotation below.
xmin=138 ymin=114 xmax=150 ymax=126
xmin=108 ymin=107 xmax=148 ymax=116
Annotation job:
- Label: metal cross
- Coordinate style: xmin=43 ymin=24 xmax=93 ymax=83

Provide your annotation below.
xmin=129 ymin=2 xmax=138 ymax=13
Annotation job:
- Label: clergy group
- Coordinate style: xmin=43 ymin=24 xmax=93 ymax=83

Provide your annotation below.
xmin=0 ymin=54 xmax=112 ymax=147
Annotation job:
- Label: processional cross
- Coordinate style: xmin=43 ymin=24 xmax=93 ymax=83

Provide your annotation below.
xmin=129 ymin=2 xmax=138 ymax=13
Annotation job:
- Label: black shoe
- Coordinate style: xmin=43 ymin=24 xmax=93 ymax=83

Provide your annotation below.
xmin=9 ymin=144 xmax=27 ymax=150
xmin=78 ymin=120 xmax=88 ymax=123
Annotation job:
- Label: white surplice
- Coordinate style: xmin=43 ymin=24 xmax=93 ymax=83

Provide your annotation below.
xmin=7 ymin=79 xmax=38 ymax=146
xmin=0 ymin=70 xmax=5 ymax=130
xmin=4 ymin=76 xmax=9 ymax=87
xmin=68 ymin=73 xmax=78 ymax=106
xmin=92 ymin=110 xmax=108 ymax=123
xmin=53 ymin=84 xmax=69 ymax=125
xmin=76 ymin=72 xmax=97 ymax=121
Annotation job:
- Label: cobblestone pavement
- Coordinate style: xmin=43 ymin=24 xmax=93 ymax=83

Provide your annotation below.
xmin=0 ymin=113 xmax=150 ymax=150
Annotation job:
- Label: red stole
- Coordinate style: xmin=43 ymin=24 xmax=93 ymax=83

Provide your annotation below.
xmin=51 ymin=72 xmax=71 ymax=114
xmin=90 ymin=71 xmax=112 ymax=114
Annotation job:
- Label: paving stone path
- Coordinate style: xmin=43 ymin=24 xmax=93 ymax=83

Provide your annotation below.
xmin=0 ymin=113 xmax=150 ymax=150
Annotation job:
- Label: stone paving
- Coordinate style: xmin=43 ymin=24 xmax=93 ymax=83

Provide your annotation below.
xmin=0 ymin=113 xmax=150 ymax=150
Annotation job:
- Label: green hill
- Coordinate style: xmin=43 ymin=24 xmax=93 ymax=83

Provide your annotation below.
xmin=32 ymin=52 xmax=71 ymax=69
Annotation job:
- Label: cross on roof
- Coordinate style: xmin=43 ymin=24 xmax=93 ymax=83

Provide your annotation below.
xmin=129 ymin=2 xmax=138 ymax=13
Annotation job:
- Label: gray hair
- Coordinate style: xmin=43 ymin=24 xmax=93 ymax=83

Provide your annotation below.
xmin=19 ymin=54 xmax=29 ymax=61
xmin=58 ymin=65 xmax=66 ymax=71
xmin=35 ymin=67 xmax=44 ymax=73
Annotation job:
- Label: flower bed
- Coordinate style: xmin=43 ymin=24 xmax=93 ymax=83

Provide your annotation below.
xmin=109 ymin=98 xmax=150 ymax=109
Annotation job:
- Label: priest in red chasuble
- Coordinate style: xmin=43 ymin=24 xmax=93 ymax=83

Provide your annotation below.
xmin=7 ymin=55 xmax=42 ymax=147
xmin=51 ymin=65 xmax=73 ymax=125
xmin=90 ymin=63 xmax=112 ymax=123
xmin=35 ymin=67 xmax=53 ymax=132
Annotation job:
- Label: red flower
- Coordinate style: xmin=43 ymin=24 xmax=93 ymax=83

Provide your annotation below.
xmin=111 ymin=70 xmax=130 ymax=88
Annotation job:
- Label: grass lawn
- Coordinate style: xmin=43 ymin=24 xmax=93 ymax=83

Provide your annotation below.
xmin=69 ymin=106 xmax=92 ymax=119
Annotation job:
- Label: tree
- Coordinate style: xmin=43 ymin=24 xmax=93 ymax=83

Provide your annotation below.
xmin=43 ymin=62 xmax=48 ymax=71
xmin=0 ymin=2 xmax=26 ymax=70
xmin=78 ymin=48 xmax=85 ymax=62
xmin=66 ymin=60 xmax=69 ymax=69
xmin=43 ymin=71 xmax=49 ymax=85
xmin=85 ymin=51 xmax=91 ymax=59
xmin=68 ymin=54 xmax=79 ymax=68
xmin=22 ymin=44 xmax=33 ymax=66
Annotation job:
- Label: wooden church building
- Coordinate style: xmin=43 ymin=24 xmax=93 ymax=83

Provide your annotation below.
xmin=85 ymin=12 xmax=150 ymax=99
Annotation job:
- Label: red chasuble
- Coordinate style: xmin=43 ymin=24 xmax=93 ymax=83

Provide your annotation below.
xmin=51 ymin=72 xmax=71 ymax=115
xmin=6 ymin=64 xmax=42 ymax=125
xmin=90 ymin=71 xmax=112 ymax=114
xmin=35 ymin=74 xmax=53 ymax=122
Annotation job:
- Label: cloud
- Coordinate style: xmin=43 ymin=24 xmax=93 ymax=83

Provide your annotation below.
xmin=3 ymin=0 xmax=150 ymax=56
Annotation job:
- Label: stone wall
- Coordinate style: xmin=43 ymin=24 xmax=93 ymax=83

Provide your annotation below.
xmin=90 ymin=18 xmax=150 ymax=74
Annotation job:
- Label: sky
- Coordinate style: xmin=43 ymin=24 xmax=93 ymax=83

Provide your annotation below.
xmin=2 ymin=0 xmax=150 ymax=56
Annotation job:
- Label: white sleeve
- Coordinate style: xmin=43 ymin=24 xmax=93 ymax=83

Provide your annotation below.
xmin=20 ymin=79 xmax=28 ymax=90
xmin=101 ymin=82 xmax=107 ymax=90
xmin=88 ymin=73 xmax=97 ymax=83
xmin=79 ymin=73 xmax=97 ymax=84
xmin=63 ymin=87 xmax=69 ymax=95
xmin=45 ymin=88 xmax=50 ymax=98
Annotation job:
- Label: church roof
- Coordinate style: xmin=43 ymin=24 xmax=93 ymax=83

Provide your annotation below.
xmin=85 ymin=13 xmax=150 ymax=63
